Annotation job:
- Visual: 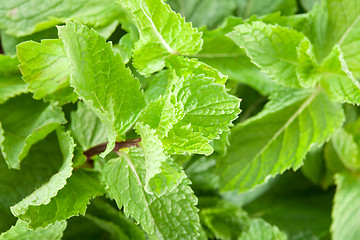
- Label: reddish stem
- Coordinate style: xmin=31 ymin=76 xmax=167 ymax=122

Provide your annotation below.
xmin=83 ymin=138 xmax=141 ymax=160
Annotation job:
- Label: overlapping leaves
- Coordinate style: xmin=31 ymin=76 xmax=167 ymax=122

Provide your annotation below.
xmin=117 ymin=0 xmax=203 ymax=75
xmin=101 ymin=148 xmax=202 ymax=240
xmin=58 ymin=21 xmax=146 ymax=156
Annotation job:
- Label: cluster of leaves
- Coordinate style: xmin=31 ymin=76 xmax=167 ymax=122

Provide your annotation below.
xmin=0 ymin=0 xmax=360 ymax=239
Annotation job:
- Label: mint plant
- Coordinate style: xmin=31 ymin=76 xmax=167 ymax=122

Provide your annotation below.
xmin=0 ymin=0 xmax=360 ymax=239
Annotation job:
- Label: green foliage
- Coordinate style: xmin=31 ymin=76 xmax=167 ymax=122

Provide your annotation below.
xmin=0 ymin=220 xmax=66 ymax=240
xmin=220 ymin=89 xmax=344 ymax=192
xmin=228 ymin=21 xmax=311 ymax=88
xmin=16 ymin=39 xmax=77 ymax=104
xmin=332 ymin=173 xmax=360 ymax=240
xmin=0 ymin=94 xmax=66 ymax=169
xmin=0 ymin=0 xmax=122 ymax=37
xmin=102 ymin=148 xmax=202 ymax=240
xmin=117 ymin=0 xmax=203 ymax=75
xmin=1 ymin=0 xmax=360 ymax=239
xmin=0 ymin=55 xmax=28 ymax=104
xmin=58 ymin=21 xmax=146 ymax=156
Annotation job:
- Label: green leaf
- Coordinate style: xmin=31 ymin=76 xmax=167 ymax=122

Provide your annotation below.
xmin=10 ymin=129 xmax=74 ymax=220
xmin=332 ymin=173 xmax=360 ymax=240
xmin=0 ymin=55 xmax=28 ymax=104
xmin=58 ymin=21 xmax=146 ymax=156
xmin=236 ymin=0 xmax=297 ymax=18
xmin=199 ymin=197 xmax=287 ymax=240
xmin=101 ymin=148 xmax=202 ymax=240
xmin=301 ymin=146 xmax=326 ymax=186
xmin=168 ymin=0 xmax=237 ymax=28
xmin=0 ymin=132 xmax=68 ymax=210
xmin=12 ymin=169 xmax=105 ymax=229
xmin=310 ymin=0 xmax=360 ymax=75
xmin=185 ymin=156 xmax=220 ymax=193
xmin=319 ymin=45 xmax=360 ymax=104
xmin=296 ymin=38 xmax=321 ymax=88
xmin=219 ymin=89 xmax=344 ymax=192
xmin=0 ymin=220 xmax=67 ymax=240
xmin=239 ymin=218 xmax=287 ymax=240
xmin=0 ymin=94 xmax=66 ymax=169
xmin=193 ymin=17 xmax=274 ymax=95
xmin=199 ymin=199 xmax=250 ymax=239
xmin=17 ymin=39 xmax=77 ymax=105
xmin=300 ymin=0 xmax=320 ymax=11
xmin=163 ymin=124 xmax=214 ymax=155
xmin=61 ymin=216 xmax=111 ymax=239
xmin=139 ymin=94 xmax=176 ymax=139
xmin=0 ymin=27 xmax=59 ymax=56
xmin=116 ymin=26 xmax=139 ymax=64
xmin=331 ymin=128 xmax=360 ymax=171
xmin=139 ymin=68 xmax=241 ymax=155
xmin=70 ymin=101 xmax=107 ymax=151
xmin=166 ymin=55 xmax=227 ymax=84
xmin=227 ymin=21 xmax=314 ymax=88
xmin=0 ymin=0 xmax=122 ymax=37
xmin=144 ymin=70 xmax=170 ymax=103
xmin=135 ymin=123 xmax=186 ymax=197
xmin=245 ymin=171 xmax=334 ymax=240
xmin=85 ymin=198 xmax=146 ymax=240
xmin=117 ymin=0 xmax=203 ymax=75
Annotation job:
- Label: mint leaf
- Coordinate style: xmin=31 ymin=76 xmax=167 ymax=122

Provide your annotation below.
xmin=165 ymin=74 xmax=240 ymax=152
xmin=300 ymin=0 xmax=319 ymax=11
xmin=163 ymin=124 xmax=214 ymax=155
xmin=319 ymin=45 xmax=360 ymax=104
xmin=85 ymin=198 xmax=146 ymax=240
xmin=101 ymin=148 xmax=201 ymax=240
xmin=135 ymin=123 xmax=186 ymax=197
xmin=144 ymin=70 xmax=170 ymax=102
xmin=58 ymin=21 xmax=146 ymax=156
xmin=328 ymin=128 xmax=360 ymax=172
xmin=0 ymin=94 xmax=66 ymax=169
xmin=301 ymin=147 xmax=326 ymax=186
xmin=0 ymin=220 xmax=66 ymax=240
xmin=296 ymin=38 xmax=321 ymax=88
xmin=199 ymin=199 xmax=250 ymax=239
xmin=139 ymin=65 xmax=241 ymax=155
xmin=0 ymin=55 xmax=28 ymax=104
xmin=236 ymin=0 xmax=297 ymax=18
xmin=17 ymin=39 xmax=77 ymax=105
xmin=228 ymin=21 xmax=313 ymax=88
xmin=10 ymin=129 xmax=74 ymax=220
xmin=239 ymin=218 xmax=287 ymax=240
xmin=332 ymin=173 xmax=360 ymax=240
xmin=199 ymin=198 xmax=287 ymax=240
xmin=0 ymin=0 xmax=122 ymax=37
xmin=70 ymin=102 xmax=107 ymax=151
xmin=166 ymin=55 xmax=227 ymax=84
xmin=245 ymin=171 xmax=334 ymax=239
xmin=194 ymin=17 xmax=274 ymax=95
xmin=0 ymin=132 xmax=69 ymax=209
xmin=0 ymin=28 xmax=59 ymax=56
xmin=12 ymin=169 xmax=105 ymax=229
xmin=117 ymin=0 xmax=203 ymax=75
xmin=117 ymin=26 xmax=139 ymax=64
xmin=220 ymin=89 xmax=344 ymax=192
xmin=311 ymin=0 xmax=360 ymax=74
xmin=168 ymin=0 xmax=237 ymax=28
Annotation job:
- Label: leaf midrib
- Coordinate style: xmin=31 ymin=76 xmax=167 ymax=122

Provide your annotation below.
xmin=135 ymin=0 xmax=176 ymax=54
xmin=252 ymin=88 xmax=320 ymax=162
xmin=122 ymin=154 xmax=164 ymax=239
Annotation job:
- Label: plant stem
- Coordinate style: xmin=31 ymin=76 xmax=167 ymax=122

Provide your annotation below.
xmin=83 ymin=138 xmax=141 ymax=160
